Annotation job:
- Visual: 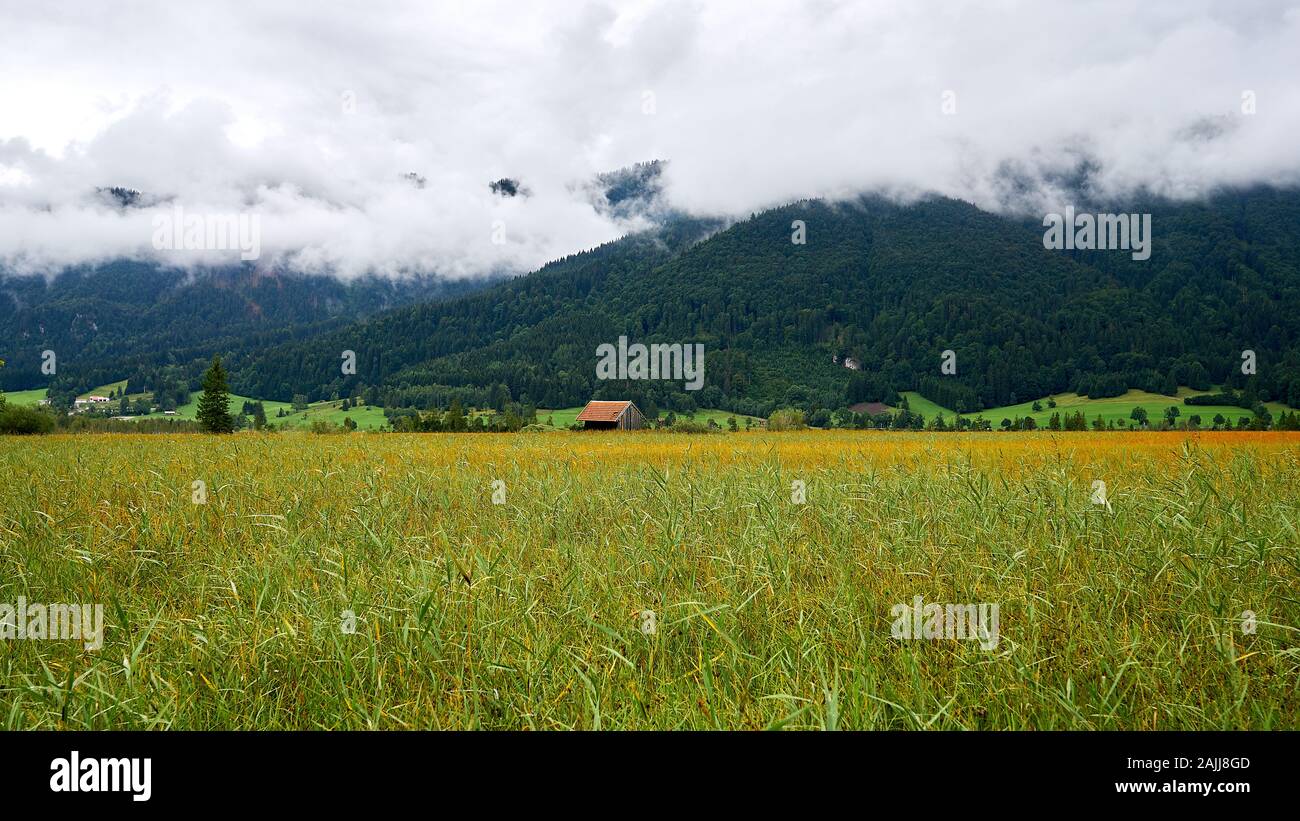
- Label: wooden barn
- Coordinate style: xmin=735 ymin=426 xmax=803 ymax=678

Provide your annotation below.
xmin=576 ymin=400 xmax=645 ymax=430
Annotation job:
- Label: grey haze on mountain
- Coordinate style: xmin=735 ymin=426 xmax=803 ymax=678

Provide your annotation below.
xmin=1 ymin=0 xmax=1298 ymax=278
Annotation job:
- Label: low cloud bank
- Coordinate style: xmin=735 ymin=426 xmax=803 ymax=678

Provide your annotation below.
xmin=1 ymin=0 xmax=1297 ymax=278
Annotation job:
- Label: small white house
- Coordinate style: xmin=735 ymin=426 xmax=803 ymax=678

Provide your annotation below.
xmin=73 ymin=395 xmax=113 ymax=412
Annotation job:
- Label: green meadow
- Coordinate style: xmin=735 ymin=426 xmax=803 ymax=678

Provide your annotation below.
xmin=3 ymin=385 xmax=389 ymax=431
xmin=1 ymin=387 xmax=49 ymax=406
xmin=168 ymin=395 xmax=391 ymax=431
xmin=8 ymin=382 xmax=1292 ymax=432
xmin=899 ymin=389 xmax=1290 ymax=428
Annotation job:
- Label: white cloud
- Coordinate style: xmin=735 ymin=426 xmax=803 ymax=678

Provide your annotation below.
xmin=1 ymin=0 xmax=1297 ymax=277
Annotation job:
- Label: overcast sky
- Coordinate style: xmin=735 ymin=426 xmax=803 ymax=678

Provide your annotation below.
xmin=1 ymin=0 xmax=1298 ymax=277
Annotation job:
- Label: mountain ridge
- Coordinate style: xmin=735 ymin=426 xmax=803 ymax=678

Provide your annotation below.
xmin=8 ymin=186 xmax=1300 ymax=419
xmin=224 ymin=186 xmax=1300 ymax=417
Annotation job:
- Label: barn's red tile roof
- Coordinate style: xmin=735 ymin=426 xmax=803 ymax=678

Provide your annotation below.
xmin=576 ymin=400 xmax=634 ymax=422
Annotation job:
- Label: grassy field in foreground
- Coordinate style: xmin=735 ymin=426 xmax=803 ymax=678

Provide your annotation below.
xmin=1 ymin=431 xmax=1297 ymax=729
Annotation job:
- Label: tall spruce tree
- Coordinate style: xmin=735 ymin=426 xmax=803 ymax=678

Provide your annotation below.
xmin=196 ymin=355 xmax=235 ymax=433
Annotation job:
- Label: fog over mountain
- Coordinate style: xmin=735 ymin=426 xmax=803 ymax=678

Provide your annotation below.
xmin=2 ymin=0 xmax=1298 ymax=278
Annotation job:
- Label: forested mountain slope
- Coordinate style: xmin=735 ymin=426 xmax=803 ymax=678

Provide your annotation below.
xmin=232 ymin=188 xmax=1300 ymax=418
xmin=0 ymin=263 xmax=494 ymax=404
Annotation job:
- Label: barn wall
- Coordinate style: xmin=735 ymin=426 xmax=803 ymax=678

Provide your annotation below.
xmin=619 ymin=406 xmax=643 ymax=430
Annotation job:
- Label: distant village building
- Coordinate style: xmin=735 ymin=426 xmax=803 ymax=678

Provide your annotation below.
xmin=576 ymin=400 xmax=644 ymax=430
xmin=72 ymin=395 xmax=112 ymax=412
